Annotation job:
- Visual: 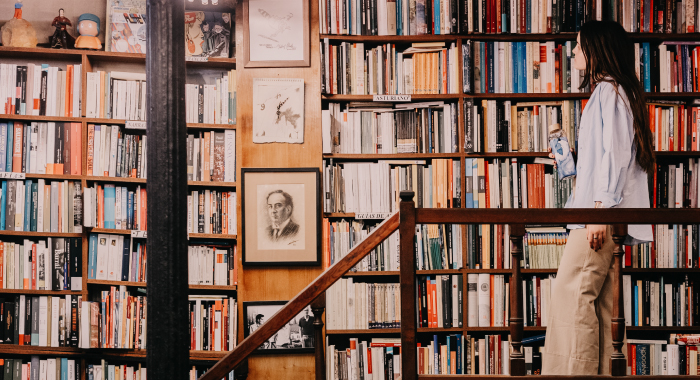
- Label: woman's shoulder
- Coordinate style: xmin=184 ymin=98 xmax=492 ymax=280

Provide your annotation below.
xmin=594 ymin=80 xmax=629 ymax=105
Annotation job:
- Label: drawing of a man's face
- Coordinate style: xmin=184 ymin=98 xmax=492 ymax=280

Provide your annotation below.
xmin=222 ymin=13 xmax=230 ymax=24
xmin=214 ymin=24 xmax=223 ymax=34
xmin=267 ymin=191 xmax=292 ymax=226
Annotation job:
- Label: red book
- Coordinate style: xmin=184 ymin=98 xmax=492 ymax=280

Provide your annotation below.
xmin=625 ymin=245 xmax=632 ymax=267
xmin=484 ymin=160 xmax=490 ymax=208
xmin=140 ymin=188 xmax=147 ymax=230
xmin=520 ymin=0 xmax=526 ymax=33
xmin=630 ymin=343 xmax=636 ymax=374
xmin=496 ymin=0 xmax=502 ymax=33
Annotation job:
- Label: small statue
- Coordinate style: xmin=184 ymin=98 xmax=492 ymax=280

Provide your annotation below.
xmin=50 ymin=8 xmax=74 ymax=49
xmin=74 ymin=13 xmax=102 ymax=50
xmin=0 ymin=0 xmax=38 ymax=48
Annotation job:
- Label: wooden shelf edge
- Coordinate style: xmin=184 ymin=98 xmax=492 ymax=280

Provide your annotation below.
xmin=85 ymin=176 xmax=146 ymax=183
xmin=0 ymin=230 xmax=82 ymax=237
xmin=0 ymin=289 xmax=82 ymax=295
xmin=187 ymin=181 xmax=237 ymax=187
xmin=326 ymin=329 xmax=401 ymax=334
xmin=189 ymin=233 xmax=237 ymax=240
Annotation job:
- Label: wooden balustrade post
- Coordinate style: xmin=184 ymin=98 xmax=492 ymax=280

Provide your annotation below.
xmin=509 ymin=224 xmax=526 ymax=376
xmin=611 ymin=224 xmax=628 ymax=376
xmin=312 ymin=294 xmax=326 ymax=380
xmin=399 ymin=191 xmax=417 ymax=380
xmin=233 ymin=360 xmax=248 ymax=380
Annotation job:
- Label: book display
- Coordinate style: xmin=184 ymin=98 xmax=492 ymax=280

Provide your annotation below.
xmin=0 ymin=0 xmax=239 ymax=373
xmin=319 ymin=0 xmax=700 ymax=377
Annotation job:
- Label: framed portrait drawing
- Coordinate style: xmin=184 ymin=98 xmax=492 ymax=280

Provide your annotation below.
xmin=243 ymin=301 xmax=315 ymax=354
xmin=242 ymin=168 xmax=320 ymax=266
xmin=242 ymin=0 xmax=310 ymax=67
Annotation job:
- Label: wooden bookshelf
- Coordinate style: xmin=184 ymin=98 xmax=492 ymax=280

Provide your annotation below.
xmin=187 ymin=181 xmax=237 ymax=188
xmin=188 ymin=233 xmax=237 ymax=240
xmin=86 ymin=280 xmax=236 ymax=291
xmin=0 ymin=230 xmax=82 ymax=237
xmin=0 ymin=289 xmax=82 ymax=295
xmin=326 ymin=329 xmax=401 ymax=335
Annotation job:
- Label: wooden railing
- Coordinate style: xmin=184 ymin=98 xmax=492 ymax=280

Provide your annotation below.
xmin=201 ymin=191 xmax=700 ymax=380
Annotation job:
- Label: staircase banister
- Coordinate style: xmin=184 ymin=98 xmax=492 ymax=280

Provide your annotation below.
xmin=415 ymin=208 xmax=700 ymax=224
xmin=200 ymin=212 xmax=401 ymax=380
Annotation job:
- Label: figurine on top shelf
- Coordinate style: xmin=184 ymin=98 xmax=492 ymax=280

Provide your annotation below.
xmin=74 ymin=13 xmax=102 ymax=50
xmin=0 ymin=0 xmax=38 ymax=48
xmin=50 ymin=8 xmax=75 ymax=48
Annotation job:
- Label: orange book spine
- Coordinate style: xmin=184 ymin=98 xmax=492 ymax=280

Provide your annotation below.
xmin=12 ymin=122 xmax=23 ymax=173
xmin=527 ymin=164 xmax=534 ymax=208
xmin=71 ymin=123 xmax=81 ymax=175
xmin=66 ymin=65 xmax=73 ymax=117
xmin=140 ymin=189 xmax=147 ymax=230
xmin=0 ymin=243 xmax=3 ymax=288
xmin=87 ymin=125 xmax=94 ymax=175
xmin=490 ymin=275 xmax=494 ymax=326
xmin=442 ymin=49 xmax=447 ymax=94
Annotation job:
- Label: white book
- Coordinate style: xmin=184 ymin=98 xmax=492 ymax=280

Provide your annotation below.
xmin=477 ymin=273 xmax=490 ymax=327
xmin=18 ymin=294 xmax=26 ymax=340
xmin=29 ymin=123 xmax=38 ymax=173
xmin=47 ymin=359 xmax=56 ymax=380
xmin=667 ymin=344 xmax=679 ymax=374
xmin=115 ymin=187 xmax=122 ymax=229
xmin=96 ymin=234 xmax=109 ymax=280
xmin=50 ymin=296 xmax=59 ymax=347
xmin=106 ymin=235 xmax=119 ymax=281
xmin=224 ymin=130 xmax=235 ymax=182
xmin=68 ymin=360 xmax=75 ymax=380
xmin=109 ymin=125 xmax=119 ymax=177
xmin=80 ymin=300 xmax=90 ymax=348
xmin=665 ymin=283 xmax=673 ymax=326
xmin=623 ymin=275 xmax=632 ymax=326
xmin=102 ymin=125 xmax=111 ymax=176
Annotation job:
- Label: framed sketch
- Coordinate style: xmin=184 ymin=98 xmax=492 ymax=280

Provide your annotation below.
xmin=242 ymin=168 xmax=320 ymax=266
xmin=252 ymin=78 xmax=305 ymax=144
xmin=243 ymin=301 xmax=315 ymax=354
xmin=242 ymin=0 xmax=310 ymax=67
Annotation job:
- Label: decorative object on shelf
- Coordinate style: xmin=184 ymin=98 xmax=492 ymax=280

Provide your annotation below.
xmin=105 ymin=0 xmax=146 ymax=53
xmin=50 ymin=8 xmax=74 ymax=49
xmin=252 ymin=78 xmax=304 ymax=144
xmin=74 ymin=13 xmax=102 ymax=50
xmin=242 ymin=168 xmax=320 ymax=266
xmin=0 ymin=0 xmax=38 ymax=48
xmin=243 ymin=0 xmax=309 ymax=67
xmin=185 ymin=11 xmax=232 ymax=58
xmin=243 ymin=301 xmax=314 ymax=353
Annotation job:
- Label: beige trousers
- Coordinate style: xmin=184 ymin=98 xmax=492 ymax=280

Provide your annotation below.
xmin=542 ymin=227 xmax=624 ymax=375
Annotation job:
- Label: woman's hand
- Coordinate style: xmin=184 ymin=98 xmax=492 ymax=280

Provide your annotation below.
xmin=587 ymin=224 xmax=607 ymax=251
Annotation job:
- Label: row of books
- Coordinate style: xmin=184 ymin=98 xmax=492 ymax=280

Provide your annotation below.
xmin=649 ymin=104 xmax=700 ymax=152
xmin=186 ymin=131 xmax=236 ymax=182
xmin=0 ymin=295 xmax=82 ymax=347
xmin=5 ymin=357 xmax=80 ymax=380
xmin=325 ymin=338 xmax=402 ymax=380
xmin=188 ymin=244 xmax=236 ymax=286
xmin=650 ymin=224 xmax=699 ymax=269
xmin=327 ymin=220 xmax=402 ymax=271
xmin=326 ymin=279 xmax=401 ymax=330
xmin=645 ymin=43 xmax=700 ymax=93
xmin=626 ymin=335 xmax=700 ymax=375
xmin=188 ymin=296 xmax=237 ymax=351
xmin=0 ymin=122 xmax=81 ymax=175
xmin=465 ymin=41 xmax=588 ymax=95
xmin=0 ymin=180 xmax=83 ymax=233
xmin=466 ymin=224 xmax=513 ymax=269
xmin=466 ymin=274 xmax=509 ymax=327
xmin=619 ymin=0 xmax=699 ymax=33
xmin=323 ymin=159 xmax=461 ymax=214
xmin=523 ymin=227 xmax=568 ymax=269
xmin=421 ymin=334 xmax=510 ymax=375
xmin=87 ymin=234 xmax=143 ymax=283
xmin=185 ymin=70 xmax=237 ymax=124
xmin=417 ymin=275 xmax=463 ymax=328
xmin=465 ymin=158 xmax=573 ymax=209
xmin=464 ymin=99 xmax=583 ymax=153
xmin=321 ymin=41 xmax=460 ymax=95
xmin=93 ymin=286 xmax=146 ymax=349
xmin=87 ymin=125 xmax=146 ymax=179
xmin=624 ymin=275 xmax=698 ymax=327
xmin=1 ymin=238 xmax=81 ymax=291
xmin=85 ymin=71 xmax=146 ymax=121
xmin=186 ymin=190 xmax=237 ymax=235
xmin=83 ymin=184 xmax=146 ymax=231
xmin=0 ymin=64 xmax=81 ymax=117
xmin=86 ymin=362 xmax=236 ymax=380
xmin=323 ymin=102 xmax=458 ymax=154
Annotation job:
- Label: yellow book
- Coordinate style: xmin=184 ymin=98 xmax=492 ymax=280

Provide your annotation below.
xmin=482 ymin=224 xmax=490 ymax=269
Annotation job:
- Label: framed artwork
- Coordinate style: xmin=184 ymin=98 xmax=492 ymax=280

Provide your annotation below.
xmin=242 ymin=0 xmax=310 ymax=67
xmin=241 ymin=168 xmax=320 ymax=266
xmin=243 ymin=301 xmax=315 ymax=354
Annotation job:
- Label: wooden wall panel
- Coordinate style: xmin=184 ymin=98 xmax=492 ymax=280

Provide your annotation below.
xmin=235 ymin=0 xmax=322 ymax=378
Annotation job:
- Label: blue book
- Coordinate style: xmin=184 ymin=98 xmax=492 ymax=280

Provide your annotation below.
xmin=433 ymin=334 xmax=439 ymax=372
xmin=396 ymin=0 xmax=401 ymax=35
xmin=526 ymin=0 xmax=531 ymax=33
xmin=23 ymin=179 xmax=31 ymax=231
xmin=446 ymin=335 xmax=451 ymax=371
xmin=121 ymin=236 xmax=131 ymax=281
xmin=0 ymin=181 xmax=6 ymax=230
xmin=464 ymin=159 xmax=474 ymax=208
xmin=0 ymin=123 xmax=7 ymax=171
xmin=434 ymin=0 xmax=440 ymax=34
xmin=104 ymin=185 xmax=116 ymax=229
xmin=456 ymin=334 xmax=463 ymax=374
xmin=520 ymin=43 xmax=527 ymax=93
xmin=634 ymin=285 xmax=638 ymax=326
xmin=642 ymin=43 xmax=651 ymax=92
xmin=5 ymin=123 xmax=12 ymax=172
xmin=88 ymin=234 xmax=98 ymax=279
xmin=636 ymin=344 xmax=649 ymax=375
xmin=61 ymin=358 xmax=68 ymax=380
xmin=127 ymin=191 xmax=134 ymax=229
xmin=30 ymin=182 xmax=37 ymax=231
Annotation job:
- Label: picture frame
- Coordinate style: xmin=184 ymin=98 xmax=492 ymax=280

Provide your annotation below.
xmin=242 ymin=0 xmax=310 ymax=67
xmin=241 ymin=168 xmax=320 ymax=266
xmin=243 ymin=301 xmax=315 ymax=354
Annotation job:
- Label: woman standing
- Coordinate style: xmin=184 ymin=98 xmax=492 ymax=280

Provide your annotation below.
xmin=542 ymin=20 xmax=655 ymax=375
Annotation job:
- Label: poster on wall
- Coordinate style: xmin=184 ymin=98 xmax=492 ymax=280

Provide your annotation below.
xmin=252 ymin=78 xmax=304 ymax=144
xmin=244 ymin=0 xmax=310 ymax=67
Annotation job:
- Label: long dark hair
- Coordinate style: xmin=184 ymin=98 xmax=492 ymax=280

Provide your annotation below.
xmin=578 ymin=20 xmax=655 ymax=174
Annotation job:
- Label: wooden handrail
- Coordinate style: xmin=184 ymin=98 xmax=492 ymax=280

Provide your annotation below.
xmin=200 ymin=213 xmax=401 ymax=380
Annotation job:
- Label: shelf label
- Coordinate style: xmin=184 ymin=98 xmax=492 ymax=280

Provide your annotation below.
xmin=373 ymin=95 xmax=411 ymax=102
xmin=355 ymin=213 xmax=392 ymax=220
xmin=186 ymin=56 xmax=209 ymax=62
xmin=0 ymin=172 xmax=25 ymax=179
xmin=131 ymin=230 xmax=147 ymax=238
xmin=125 ymin=121 xmax=147 ymax=130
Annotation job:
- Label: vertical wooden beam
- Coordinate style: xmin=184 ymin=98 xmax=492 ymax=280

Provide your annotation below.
xmin=610 ymin=224 xmax=628 ymax=376
xmin=146 ymin=1 xmax=189 ymax=380
xmin=399 ymin=191 xmax=417 ymax=380
xmin=312 ymin=294 xmax=326 ymax=380
xmin=509 ymin=224 xmax=525 ymax=376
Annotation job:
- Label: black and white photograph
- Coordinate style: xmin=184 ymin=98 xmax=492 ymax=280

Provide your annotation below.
xmin=242 ymin=168 xmax=320 ymax=266
xmin=243 ymin=301 xmax=314 ymax=354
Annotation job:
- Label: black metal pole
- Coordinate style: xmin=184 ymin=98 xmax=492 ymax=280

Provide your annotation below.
xmin=146 ymin=1 xmax=189 ymax=379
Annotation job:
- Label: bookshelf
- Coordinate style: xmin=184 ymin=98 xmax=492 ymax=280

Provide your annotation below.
xmin=320 ymin=6 xmax=700 ymax=378
xmin=0 ymin=11 xmax=238 ymax=376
